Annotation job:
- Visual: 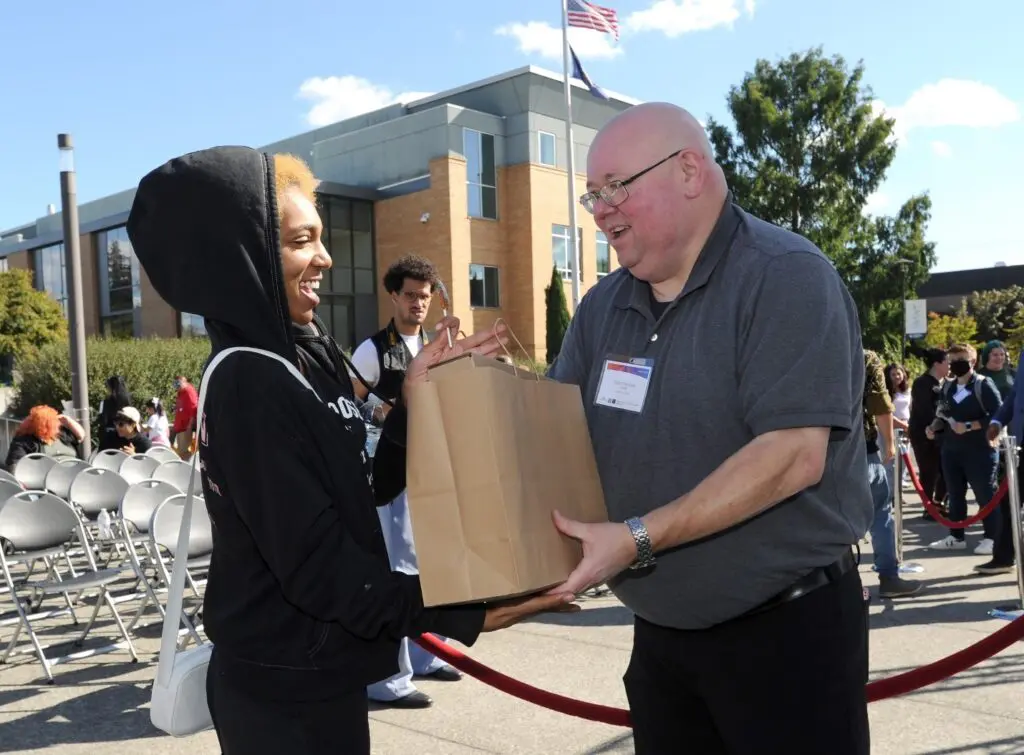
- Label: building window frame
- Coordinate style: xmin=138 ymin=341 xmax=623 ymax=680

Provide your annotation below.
xmin=538 ymin=131 xmax=557 ymax=167
xmin=33 ymin=243 xmax=68 ymax=316
xmin=96 ymin=225 xmax=142 ymax=338
xmin=552 ymin=224 xmax=583 ymax=282
xmin=463 ymin=128 xmax=498 ymax=220
xmin=596 ymin=231 xmax=610 ymax=278
xmin=179 ymin=312 xmax=207 ymax=337
xmin=469 ymin=263 xmax=500 ymax=308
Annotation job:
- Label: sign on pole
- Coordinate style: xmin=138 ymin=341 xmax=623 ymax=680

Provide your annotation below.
xmin=904 ymin=299 xmax=928 ymax=338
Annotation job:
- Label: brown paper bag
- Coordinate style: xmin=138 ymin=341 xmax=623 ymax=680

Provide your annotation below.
xmin=405 ymin=353 xmax=608 ymax=606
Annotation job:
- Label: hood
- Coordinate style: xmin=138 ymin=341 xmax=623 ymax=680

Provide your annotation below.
xmin=126 ymin=146 xmax=294 ymax=361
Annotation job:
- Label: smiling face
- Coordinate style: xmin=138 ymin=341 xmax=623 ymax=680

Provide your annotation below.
xmin=889 ymin=366 xmax=905 ymax=386
xmin=278 ymin=187 xmax=332 ymax=325
xmin=986 ymin=346 xmax=1007 ymax=371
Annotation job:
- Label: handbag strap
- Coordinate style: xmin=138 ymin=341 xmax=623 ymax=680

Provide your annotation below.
xmin=155 ymin=346 xmax=316 ymax=687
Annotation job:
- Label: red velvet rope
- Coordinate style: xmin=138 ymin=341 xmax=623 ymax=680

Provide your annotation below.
xmin=416 ymin=613 xmax=1024 ymax=727
xmin=901 ymin=450 xmax=1007 ymax=528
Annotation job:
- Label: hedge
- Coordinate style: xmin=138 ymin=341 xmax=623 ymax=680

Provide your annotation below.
xmin=12 ymin=337 xmax=212 ymax=436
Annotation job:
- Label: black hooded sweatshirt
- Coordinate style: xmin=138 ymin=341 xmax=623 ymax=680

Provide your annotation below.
xmin=126 ymin=146 xmax=484 ymax=701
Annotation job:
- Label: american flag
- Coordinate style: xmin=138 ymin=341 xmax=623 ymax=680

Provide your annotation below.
xmin=567 ymin=0 xmax=619 ymax=40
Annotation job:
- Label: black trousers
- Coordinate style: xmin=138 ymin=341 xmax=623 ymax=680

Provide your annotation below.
xmin=910 ymin=434 xmax=946 ymax=506
xmin=206 ymin=649 xmax=371 ymax=755
xmin=992 ymin=454 xmax=1021 ymax=566
xmin=624 ymin=566 xmax=869 ymax=755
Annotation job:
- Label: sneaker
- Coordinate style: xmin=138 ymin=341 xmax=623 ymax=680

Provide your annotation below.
xmin=974 ymin=538 xmax=994 ymax=555
xmin=879 ymin=576 xmax=923 ymax=598
xmin=929 ymin=535 xmax=967 ymax=550
xmin=973 ymin=560 xmax=1015 ymax=575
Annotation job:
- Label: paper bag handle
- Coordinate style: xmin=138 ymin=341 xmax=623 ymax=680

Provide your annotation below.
xmin=493 ymin=318 xmax=542 ymax=380
xmin=155 ymin=346 xmax=318 ymax=688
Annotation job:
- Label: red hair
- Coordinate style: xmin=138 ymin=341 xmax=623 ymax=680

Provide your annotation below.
xmin=16 ymin=405 xmax=61 ymax=444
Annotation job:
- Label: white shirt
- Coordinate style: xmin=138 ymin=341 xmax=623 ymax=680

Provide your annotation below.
xmin=892 ymin=391 xmax=912 ymax=423
xmin=349 ymin=332 xmax=424 ymax=388
xmin=145 ymin=413 xmax=171 ymax=446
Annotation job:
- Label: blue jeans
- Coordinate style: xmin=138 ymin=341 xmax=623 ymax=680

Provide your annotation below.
xmin=868 ymin=451 xmax=898 ymax=578
xmin=941 ymin=442 xmax=1000 ymax=542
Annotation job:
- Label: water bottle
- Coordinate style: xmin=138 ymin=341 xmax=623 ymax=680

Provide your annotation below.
xmin=97 ymin=509 xmax=113 ymax=540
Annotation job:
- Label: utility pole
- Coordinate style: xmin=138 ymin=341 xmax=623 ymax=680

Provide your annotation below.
xmin=58 ymin=134 xmax=91 ymax=457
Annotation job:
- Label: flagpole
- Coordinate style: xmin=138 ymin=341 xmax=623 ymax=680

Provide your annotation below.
xmin=561 ymin=0 xmax=582 ymax=310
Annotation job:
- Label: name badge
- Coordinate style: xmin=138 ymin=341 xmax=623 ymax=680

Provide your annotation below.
xmin=953 ymin=386 xmax=970 ymax=404
xmin=595 ymin=357 xmax=653 ymax=414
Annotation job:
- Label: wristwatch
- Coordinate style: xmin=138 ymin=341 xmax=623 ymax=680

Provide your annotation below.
xmin=965 ymin=421 xmax=975 ymax=431
xmin=625 ymin=517 xmax=656 ymax=570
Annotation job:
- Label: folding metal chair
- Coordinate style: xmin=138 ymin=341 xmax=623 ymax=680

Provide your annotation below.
xmin=149 ymin=494 xmax=213 ymax=647
xmin=0 ymin=469 xmax=21 ymax=486
xmin=118 ymin=454 xmax=160 ymax=486
xmin=44 ymin=458 xmax=90 ymax=501
xmin=0 ymin=479 xmax=24 ymax=505
xmin=13 ymin=454 xmax=58 ymax=491
xmin=151 ymin=460 xmax=196 ymax=493
xmin=0 ymin=490 xmax=138 ymax=682
xmin=145 ymin=446 xmax=180 ymax=465
xmin=91 ymin=449 xmax=129 ymax=474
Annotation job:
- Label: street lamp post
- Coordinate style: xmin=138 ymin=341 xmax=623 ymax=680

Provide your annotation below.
xmin=58 ymin=134 xmax=91 ymax=457
xmin=895 ymin=258 xmax=912 ymax=365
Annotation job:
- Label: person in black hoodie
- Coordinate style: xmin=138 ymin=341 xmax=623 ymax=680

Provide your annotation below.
xmin=126 ymin=147 xmax=576 ymax=754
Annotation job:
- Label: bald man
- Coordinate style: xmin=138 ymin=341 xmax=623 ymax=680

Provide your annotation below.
xmin=547 ymin=103 xmax=873 ymax=754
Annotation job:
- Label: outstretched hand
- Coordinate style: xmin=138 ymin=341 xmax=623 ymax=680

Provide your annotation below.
xmin=546 ymin=510 xmax=637 ymax=596
xmin=403 ymin=316 xmax=508 ymax=400
xmin=482 ymin=591 xmax=579 ymax=632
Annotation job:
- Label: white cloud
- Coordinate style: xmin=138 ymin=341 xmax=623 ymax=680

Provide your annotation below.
xmin=297 ymin=76 xmax=433 ymax=127
xmin=626 ymin=0 xmax=753 ymax=37
xmin=873 ymin=79 xmax=1020 ymax=142
xmin=494 ymin=22 xmax=621 ymax=61
xmin=930 ymin=140 xmax=953 ymax=158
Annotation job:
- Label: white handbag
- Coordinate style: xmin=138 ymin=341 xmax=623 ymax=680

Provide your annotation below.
xmin=150 ymin=346 xmax=317 ymax=737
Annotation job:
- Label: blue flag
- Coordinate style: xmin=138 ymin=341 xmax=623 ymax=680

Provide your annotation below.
xmin=569 ymin=45 xmax=609 ymax=100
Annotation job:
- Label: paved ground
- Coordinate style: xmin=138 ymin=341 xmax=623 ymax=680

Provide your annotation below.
xmin=1 ymin=487 xmax=1022 ymax=754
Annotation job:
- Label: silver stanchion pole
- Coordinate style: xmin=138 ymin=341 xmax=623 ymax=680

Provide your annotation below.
xmin=1004 ymin=436 xmax=1023 ymax=612
xmin=895 ymin=430 xmax=925 ymax=574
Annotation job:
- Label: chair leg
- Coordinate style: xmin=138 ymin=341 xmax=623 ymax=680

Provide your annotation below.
xmin=101 ymin=588 xmax=139 ymax=664
xmin=73 ymin=593 xmax=105 ymax=647
xmin=10 ymin=591 xmax=54 ymax=683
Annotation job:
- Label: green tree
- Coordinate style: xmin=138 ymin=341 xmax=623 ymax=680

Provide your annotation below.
xmin=545 ymin=266 xmax=571 ymax=364
xmin=0 ymin=268 xmax=67 ymax=363
xmin=705 ymin=47 xmax=937 ymax=351
xmin=966 ymin=285 xmax=1024 ymax=343
xmin=924 ymin=303 xmax=978 ymax=349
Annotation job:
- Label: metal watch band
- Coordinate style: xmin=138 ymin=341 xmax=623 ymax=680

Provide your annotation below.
xmin=625 ymin=516 xmax=655 ymax=570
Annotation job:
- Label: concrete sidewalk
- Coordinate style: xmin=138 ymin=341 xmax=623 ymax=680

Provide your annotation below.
xmin=0 ymin=488 xmax=1022 ymax=754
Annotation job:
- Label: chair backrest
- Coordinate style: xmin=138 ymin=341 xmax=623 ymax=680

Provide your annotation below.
xmin=0 ymin=479 xmax=25 ymax=511
xmin=119 ymin=454 xmax=161 ymax=485
xmin=0 ymin=491 xmax=81 ymax=553
xmin=0 ymin=469 xmax=20 ymax=486
xmin=68 ymin=467 xmax=130 ymax=519
xmin=13 ymin=453 xmax=58 ymax=490
xmin=145 ymin=446 xmax=180 ymax=464
xmin=151 ymin=493 xmax=213 ymax=559
xmin=151 ymin=460 xmax=196 ymax=493
xmin=92 ymin=448 xmax=129 ymax=473
xmin=44 ymin=457 xmax=91 ymax=500
xmin=120 ymin=479 xmax=180 ymax=533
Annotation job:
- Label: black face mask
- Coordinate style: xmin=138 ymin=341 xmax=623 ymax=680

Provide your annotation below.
xmin=950 ymin=359 xmax=971 ymax=377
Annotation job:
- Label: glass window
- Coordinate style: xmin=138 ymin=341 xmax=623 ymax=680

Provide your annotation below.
xmin=469 ymin=264 xmax=500 ymax=308
xmin=315 ymin=194 xmax=377 ymax=349
xmin=538 ymin=132 xmax=556 ymax=166
xmin=596 ymin=231 xmax=610 ymax=277
xmin=97 ymin=225 xmax=142 ymax=338
xmin=551 ymin=224 xmax=583 ymax=281
xmin=34 ymin=243 xmax=68 ymax=315
xmin=464 ymin=128 xmax=498 ymax=220
xmin=180 ymin=312 xmax=207 ymax=337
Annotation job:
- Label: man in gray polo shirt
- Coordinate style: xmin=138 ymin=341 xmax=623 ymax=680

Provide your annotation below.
xmin=548 ymin=102 xmax=873 ymax=754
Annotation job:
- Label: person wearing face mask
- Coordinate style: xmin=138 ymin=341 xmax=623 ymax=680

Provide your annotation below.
xmin=125 ymin=147 xmax=576 ymax=754
xmin=926 ymin=343 xmax=1004 ymax=558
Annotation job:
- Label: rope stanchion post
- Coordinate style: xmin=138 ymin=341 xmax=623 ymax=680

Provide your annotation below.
xmin=894 ymin=430 xmax=905 ymax=564
xmin=1004 ymin=435 xmax=1023 ymax=613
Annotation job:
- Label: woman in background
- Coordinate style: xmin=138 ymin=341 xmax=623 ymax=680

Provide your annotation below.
xmin=97 ymin=375 xmax=133 ymax=451
xmin=885 ymin=363 xmax=912 ymax=494
xmin=143 ymin=397 xmax=171 ymax=447
xmin=5 ymin=405 xmax=86 ymax=471
xmin=908 ymin=349 xmax=950 ymax=520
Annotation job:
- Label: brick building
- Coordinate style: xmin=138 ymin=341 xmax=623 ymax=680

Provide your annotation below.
xmin=0 ymin=66 xmax=636 ymax=359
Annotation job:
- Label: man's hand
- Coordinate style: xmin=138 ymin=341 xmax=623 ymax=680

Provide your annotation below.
xmin=403 ymin=316 xmax=508 ymax=402
xmin=482 ymin=592 xmax=579 ymax=631
xmin=987 ymin=424 xmax=1002 ymax=444
xmin=925 ymin=427 xmax=935 ymax=440
xmin=122 ymin=443 xmax=136 ymax=455
xmin=953 ymin=421 xmax=968 ymax=435
xmin=546 ymin=510 xmax=638 ymax=595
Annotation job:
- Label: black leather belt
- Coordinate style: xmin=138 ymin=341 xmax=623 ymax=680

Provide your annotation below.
xmin=742 ymin=549 xmax=858 ymax=619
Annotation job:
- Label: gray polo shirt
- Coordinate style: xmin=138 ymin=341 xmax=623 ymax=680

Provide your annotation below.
xmin=548 ymin=198 xmax=872 ymax=630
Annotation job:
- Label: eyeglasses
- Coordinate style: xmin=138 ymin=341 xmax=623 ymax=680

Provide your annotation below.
xmin=579 ymin=150 xmax=683 ymax=215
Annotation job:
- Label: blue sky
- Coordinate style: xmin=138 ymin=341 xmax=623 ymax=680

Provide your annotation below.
xmin=1 ymin=0 xmax=1020 ymax=272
